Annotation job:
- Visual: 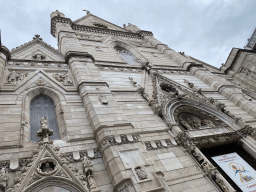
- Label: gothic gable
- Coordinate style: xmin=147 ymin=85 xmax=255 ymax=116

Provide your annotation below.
xmin=73 ymin=14 xmax=128 ymax=32
xmin=2 ymin=69 xmax=75 ymax=93
xmin=10 ymin=35 xmax=64 ymax=62
xmin=11 ymin=144 xmax=89 ymax=192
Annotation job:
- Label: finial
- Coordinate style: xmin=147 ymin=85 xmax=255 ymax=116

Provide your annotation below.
xmin=33 ymin=34 xmax=42 ymax=41
xmin=83 ymin=9 xmax=90 ymax=15
xmin=36 ymin=117 xmax=54 ymax=143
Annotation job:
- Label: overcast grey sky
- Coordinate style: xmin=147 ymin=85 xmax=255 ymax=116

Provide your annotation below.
xmin=1 ymin=0 xmax=255 ymax=68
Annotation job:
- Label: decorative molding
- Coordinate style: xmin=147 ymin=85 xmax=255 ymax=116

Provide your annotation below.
xmin=150 ymin=69 xmax=190 ymax=74
xmin=148 ymin=72 xmax=243 ymax=124
xmin=98 ymin=66 xmax=142 ymax=73
xmin=51 ymin=16 xmax=153 ymax=38
xmin=165 ymin=171 xmax=202 ymax=182
xmin=144 ymin=139 xmax=176 ymax=151
xmin=100 ymin=134 xmax=140 ymax=152
xmin=52 ymin=71 xmax=73 ymax=86
xmin=7 ymin=61 xmax=68 ymax=68
xmin=78 ymin=34 xmax=104 ymax=41
xmin=36 ymin=77 xmax=46 ymax=86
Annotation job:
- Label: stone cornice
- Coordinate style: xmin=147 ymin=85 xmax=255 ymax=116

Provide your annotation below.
xmin=51 ymin=16 xmax=153 ymax=39
xmin=65 ymin=51 xmax=95 ymax=63
xmin=0 ymin=46 xmax=11 ymax=60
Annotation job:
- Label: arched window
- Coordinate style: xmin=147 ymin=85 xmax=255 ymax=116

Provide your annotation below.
xmin=115 ymin=47 xmax=141 ymax=65
xmin=30 ymin=95 xmax=59 ymax=141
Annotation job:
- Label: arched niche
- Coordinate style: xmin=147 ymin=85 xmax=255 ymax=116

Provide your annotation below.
xmin=164 ymin=98 xmax=239 ymax=132
xmin=111 ymin=41 xmax=148 ymax=64
xmin=23 ymin=177 xmax=87 ymax=192
xmin=30 ymin=95 xmax=59 ymax=141
xmin=21 ymin=87 xmax=67 ymax=144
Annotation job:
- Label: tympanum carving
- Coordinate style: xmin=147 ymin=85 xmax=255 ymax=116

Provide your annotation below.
xmin=174 ymin=106 xmax=227 ymax=130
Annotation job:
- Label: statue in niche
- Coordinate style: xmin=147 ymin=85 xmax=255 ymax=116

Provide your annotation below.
xmin=201 ymin=119 xmax=215 ymax=128
xmin=135 ymin=166 xmax=148 ymax=180
xmin=187 ymin=117 xmax=200 ymax=129
xmin=40 ymin=161 xmax=55 ymax=173
xmin=179 ymin=119 xmax=193 ymax=130
xmin=0 ymin=167 xmax=6 ymax=180
xmin=36 ymin=117 xmax=54 ymax=142
xmin=40 ymin=117 xmax=49 ymax=129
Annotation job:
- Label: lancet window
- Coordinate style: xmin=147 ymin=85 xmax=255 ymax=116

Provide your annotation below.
xmin=30 ymin=95 xmax=59 ymax=141
xmin=115 ymin=47 xmax=141 ymax=65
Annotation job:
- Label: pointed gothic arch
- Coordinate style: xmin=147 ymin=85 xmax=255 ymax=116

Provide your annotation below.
xmin=110 ymin=40 xmax=148 ymax=65
xmin=21 ymin=87 xmax=67 ymax=145
xmin=23 ymin=177 xmax=86 ymax=192
xmin=164 ymin=98 xmax=238 ymax=132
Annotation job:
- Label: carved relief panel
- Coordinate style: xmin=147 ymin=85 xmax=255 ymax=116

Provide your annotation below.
xmin=174 ymin=106 xmax=228 ymax=131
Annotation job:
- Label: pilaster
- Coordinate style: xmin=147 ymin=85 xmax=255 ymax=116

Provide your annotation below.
xmin=0 ymin=46 xmax=10 ymax=88
xmin=68 ymin=54 xmax=156 ymax=191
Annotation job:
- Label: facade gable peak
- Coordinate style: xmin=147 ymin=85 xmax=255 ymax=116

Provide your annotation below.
xmin=10 ymin=35 xmax=64 ymax=61
xmin=73 ymin=13 xmax=128 ymax=32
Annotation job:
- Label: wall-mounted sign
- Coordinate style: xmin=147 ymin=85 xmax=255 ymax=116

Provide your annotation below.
xmin=212 ymin=152 xmax=256 ymax=192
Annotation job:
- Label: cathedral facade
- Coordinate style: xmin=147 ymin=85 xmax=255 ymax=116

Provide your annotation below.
xmin=0 ymin=10 xmax=256 ymax=192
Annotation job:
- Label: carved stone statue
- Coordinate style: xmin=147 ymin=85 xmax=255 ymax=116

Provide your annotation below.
xmin=187 ymin=118 xmax=200 ymax=129
xmin=7 ymin=71 xmax=18 ymax=84
xmin=36 ymin=117 xmax=54 ymax=142
xmin=88 ymin=175 xmax=97 ymax=189
xmin=83 ymin=156 xmax=92 ymax=168
xmin=42 ymin=162 xmax=54 ymax=173
xmin=179 ymin=119 xmax=193 ymax=130
xmin=7 ymin=71 xmax=29 ymax=85
xmin=0 ymin=167 xmax=6 ymax=180
xmin=53 ymin=72 xmax=73 ymax=85
xmin=135 ymin=166 xmax=148 ymax=180
xmin=201 ymin=119 xmax=215 ymax=128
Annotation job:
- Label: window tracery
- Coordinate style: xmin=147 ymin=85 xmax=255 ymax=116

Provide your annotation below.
xmin=115 ymin=47 xmax=141 ymax=65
